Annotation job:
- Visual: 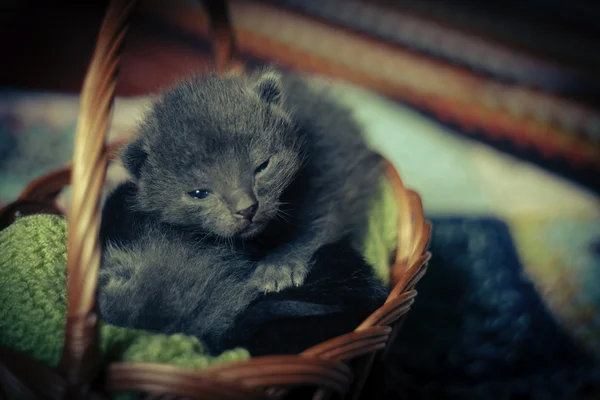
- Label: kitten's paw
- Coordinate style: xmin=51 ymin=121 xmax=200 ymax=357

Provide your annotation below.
xmin=252 ymin=257 xmax=309 ymax=293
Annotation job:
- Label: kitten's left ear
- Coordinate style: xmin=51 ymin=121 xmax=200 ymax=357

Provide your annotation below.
xmin=121 ymin=137 xmax=148 ymax=180
xmin=253 ymin=71 xmax=284 ymax=105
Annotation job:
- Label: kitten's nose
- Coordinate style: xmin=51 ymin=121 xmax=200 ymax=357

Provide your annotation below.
xmin=236 ymin=203 xmax=258 ymax=220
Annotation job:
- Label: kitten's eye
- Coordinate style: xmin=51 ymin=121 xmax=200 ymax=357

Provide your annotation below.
xmin=187 ymin=189 xmax=211 ymax=199
xmin=255 ymin=159 xmax=270 ymax=175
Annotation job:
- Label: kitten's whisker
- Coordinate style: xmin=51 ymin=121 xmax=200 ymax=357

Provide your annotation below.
xmin=275 ymin=213 xmax=293 ymax=224
xmin=274 ymin=207 xmax=298 ymax=223
xmin=274 ymin=211 xmax=298 ymax=226
xmin=275 ymin=201 xmax=293 ymax=208
xmin=275 ymin=207 xmax=293 ymax=216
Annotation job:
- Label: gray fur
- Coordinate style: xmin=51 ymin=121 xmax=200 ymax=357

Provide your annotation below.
xmin=99 ymin=227 xmax=259 ymax=346
xmin=115 ymin=68 xmax=383 ymax=293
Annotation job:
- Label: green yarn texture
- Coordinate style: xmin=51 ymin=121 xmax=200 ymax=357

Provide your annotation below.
xmin=0 ymin=214 xmax=68 ymax=366
xmin=0 ymin=179 xmax=397 ymax=371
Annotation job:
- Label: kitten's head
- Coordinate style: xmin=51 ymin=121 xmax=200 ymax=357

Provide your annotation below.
xmin=122 ymin=69 xmax=305 ymax=238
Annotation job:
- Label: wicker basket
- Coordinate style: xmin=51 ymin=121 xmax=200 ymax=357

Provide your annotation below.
xmin=0 ymin=1 xmax=431 ymax=399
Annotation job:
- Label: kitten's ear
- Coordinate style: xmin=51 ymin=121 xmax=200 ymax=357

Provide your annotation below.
xmin=253 ymin=71 xmax=284 ymax=105
xmin=121 ymin=137 xmax=148 ymax=180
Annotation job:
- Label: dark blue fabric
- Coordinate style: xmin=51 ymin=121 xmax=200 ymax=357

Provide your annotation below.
xmin=385 ymin=216 xmax=599 ymax=399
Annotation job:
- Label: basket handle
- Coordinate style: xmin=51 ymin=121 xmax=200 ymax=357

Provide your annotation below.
xmin=204 ymin=0 xmax=239 ymax=70
xmin=59 ymin=0 xmax=139 ymax=390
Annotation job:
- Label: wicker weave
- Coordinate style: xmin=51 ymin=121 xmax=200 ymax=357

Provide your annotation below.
xmin=0 ymin=1 xmax=431 ymax=399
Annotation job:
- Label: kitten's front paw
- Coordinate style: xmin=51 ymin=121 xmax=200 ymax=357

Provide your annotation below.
xmin=252 ymin=256 xmax=309 ymax=293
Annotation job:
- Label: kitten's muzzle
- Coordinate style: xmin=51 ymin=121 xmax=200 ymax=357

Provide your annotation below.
xmin=228 ymin=189 xmax=259 ymax=221
xmin=235 ymin=203 xmax=258 ymax=221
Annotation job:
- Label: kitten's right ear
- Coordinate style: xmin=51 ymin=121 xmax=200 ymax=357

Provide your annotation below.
xmin=121 ymin=138 xmax=148 ymax=180
xmin=253 ymin=71 xmax=284 ymax=105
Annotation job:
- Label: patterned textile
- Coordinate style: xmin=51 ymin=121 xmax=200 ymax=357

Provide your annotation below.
xmin=0 ymin=85 xmax=598 ymax=398
xmin=158 ymin=0 xmax=600 ymax=191
xmin=271 ymin=0 xmax=600 ymax=96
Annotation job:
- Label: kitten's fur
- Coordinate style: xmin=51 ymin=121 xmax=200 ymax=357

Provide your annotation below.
xmin=113 ymin=68 xmax=383 ymax=293
xmin=99 ymin=68 xmax=384 ymax=349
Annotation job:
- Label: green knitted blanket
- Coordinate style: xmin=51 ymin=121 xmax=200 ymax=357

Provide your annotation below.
xmin=0 ymin=179 xmax=398 ymax=371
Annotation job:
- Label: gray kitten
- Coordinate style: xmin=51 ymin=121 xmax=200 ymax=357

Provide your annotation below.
xmin=98 ymin=68 xmax=384 ymax=349
xmin=112 ymin=68 xmax=383 ymax=293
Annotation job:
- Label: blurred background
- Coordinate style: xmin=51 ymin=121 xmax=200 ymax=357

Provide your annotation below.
xmin=0 ymin=0 xmax=599 ymax=398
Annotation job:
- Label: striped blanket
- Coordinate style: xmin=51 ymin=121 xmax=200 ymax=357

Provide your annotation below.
xmin=146 ymin=0 xmax=600 ymax=192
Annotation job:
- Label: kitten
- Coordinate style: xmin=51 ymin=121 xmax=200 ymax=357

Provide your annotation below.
xmin=98 ymin=68 xmax=385 ymax=348
xmin=112 ymin=68 xmax=383 ymax=293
